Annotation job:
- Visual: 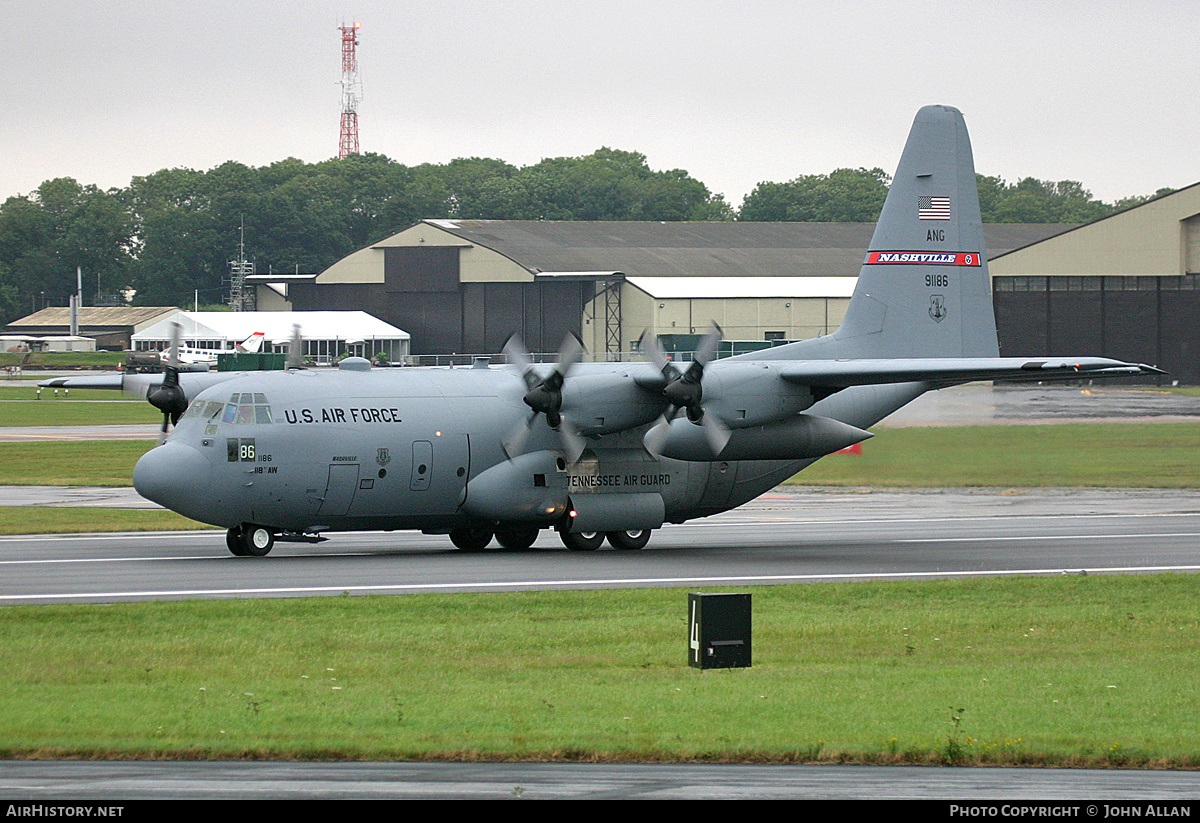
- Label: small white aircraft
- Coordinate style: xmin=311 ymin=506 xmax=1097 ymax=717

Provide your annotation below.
xmin=170 ymin=331 xmax=266 ymax=366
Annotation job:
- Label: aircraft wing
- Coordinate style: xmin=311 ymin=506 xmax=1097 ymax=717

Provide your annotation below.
xmin=38 ymin=370 xmax=246 ymax=403
xmin=37 ymin=374 xmax=127 ymax=391
xmin=778 ymin=357 xmax=1166 ymax=390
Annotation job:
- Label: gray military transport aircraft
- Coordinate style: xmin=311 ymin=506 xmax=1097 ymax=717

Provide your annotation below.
xmin=43 ymin=105 xmax=1161 ymax=556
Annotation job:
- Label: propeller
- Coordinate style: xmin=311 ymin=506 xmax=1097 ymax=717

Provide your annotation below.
xmin=641 ymin=325 xmax=732 ymax=458
xmin=146 ymin=322 xmax=189 ymax=443
xmin=502 ymin=334 xmax=588 ymax=463
xmin=285 ymin=323 xmax=305 ymax=369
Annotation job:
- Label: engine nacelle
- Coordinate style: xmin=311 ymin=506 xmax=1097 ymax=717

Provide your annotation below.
xmin=561 ymin=368 xmax=668 ymax=435
xmin=701 ymin=364 xmax=816 ymax=429
xmin=652 ymin=413 xmax=872 ymax=462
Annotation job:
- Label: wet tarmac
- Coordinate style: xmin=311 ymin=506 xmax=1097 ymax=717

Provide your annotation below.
xmin=880 ymin=383 xmax=1199 ymax=427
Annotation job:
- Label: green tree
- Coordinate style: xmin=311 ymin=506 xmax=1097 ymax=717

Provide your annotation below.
xmin=739 ymin=168 xmax=890 ymax=222
xmin=0 ymin=179 xmax=133 ymax=323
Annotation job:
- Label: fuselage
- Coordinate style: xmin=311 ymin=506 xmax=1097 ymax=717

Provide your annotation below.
xmin=133 ymin=363 xmax=887 ymax=537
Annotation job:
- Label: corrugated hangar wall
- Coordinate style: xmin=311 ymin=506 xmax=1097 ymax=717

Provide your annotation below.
xmin=993 ymin=276 xmax=1200 ymax=384
xmin=990 ymin=184 xmax=1200 ymax=384
xmin=288 ymin=245 xmax=586 ymax=356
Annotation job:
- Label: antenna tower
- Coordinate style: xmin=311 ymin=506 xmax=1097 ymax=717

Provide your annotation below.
xmin=338 ymin=22 xmax=362 ymax=158
xmin=226 ymin=219 xmax=255 ymax=312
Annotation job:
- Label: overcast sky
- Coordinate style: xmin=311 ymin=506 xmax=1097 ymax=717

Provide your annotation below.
xmin=4 ymin=1 xmax=1197 ymax=209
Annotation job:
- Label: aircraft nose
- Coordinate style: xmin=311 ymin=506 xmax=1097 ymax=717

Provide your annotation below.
xmin=133 ymin=443 xmax=213 ymax=522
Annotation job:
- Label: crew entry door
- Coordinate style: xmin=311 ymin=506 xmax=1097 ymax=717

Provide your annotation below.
xmin=317 ymin=463 xmax=360 ymax=516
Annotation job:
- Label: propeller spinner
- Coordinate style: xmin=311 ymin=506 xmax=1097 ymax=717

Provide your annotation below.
xmin=146 ymin=322 xmax=188 ymax=442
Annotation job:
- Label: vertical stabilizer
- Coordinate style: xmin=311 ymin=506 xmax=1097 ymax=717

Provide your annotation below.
xmin=767 ymin=105 xmax=998 ymax=361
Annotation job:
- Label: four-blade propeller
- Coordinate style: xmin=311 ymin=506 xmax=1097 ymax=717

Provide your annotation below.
xmin=641 ymin=325 xmax=732 ymax=458
xmin=502 ymin=334 xmax=588 ymax=464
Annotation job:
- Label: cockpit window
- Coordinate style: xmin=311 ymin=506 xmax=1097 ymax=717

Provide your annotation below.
xmin=182 ymin=399 xmax=226 ymax=422
xmin=215 ymin=393 xmax=274 ymax=425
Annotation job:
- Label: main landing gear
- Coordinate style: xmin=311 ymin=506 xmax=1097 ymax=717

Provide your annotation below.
xmin=226 ymin=524 xmax=275 ymax=557
xmin=449 ymin=525 xmax=654 ymax=552
xmin=560 ymin=529 xmax=652 ymax=551
xmin=448 ymin=523 xmax=541 ymax=552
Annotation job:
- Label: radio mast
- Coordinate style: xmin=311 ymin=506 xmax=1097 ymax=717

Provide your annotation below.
xmin=338 ymin=22 xmax=362 ymax=158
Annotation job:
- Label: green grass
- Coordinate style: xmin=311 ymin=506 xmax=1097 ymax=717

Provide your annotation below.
xmin=0 ymin=441 xmax=155 ymax=486
xmin=2 ymin=574 xmax=1199 ymax=765
xmin=791 ymin=422 xmax=1200 ymax=488
xmin=0 ymin=399 xmax=160 ymax=427
xmin=0 ymin=507 xmax=211 ymax=535
xmin=0 ymin=385 xmax=131 ymax=401
xmin=0 ymin=352 xmax=124 ymax=368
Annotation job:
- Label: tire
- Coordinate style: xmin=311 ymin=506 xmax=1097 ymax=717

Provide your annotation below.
xmin=495 ymin=524 xmax=539 ymax=551
xmin=607 ymin=529 xmax=651 ymax=550
xmin=226 ymin=525 xmax=248 ymax=556
xmin=241 ymin=525 xmax=275 ymax=557
xmin=561 ymin=530 xmax=604 ymax=551
xmin=450 ymin=526 xmax=494 ymax=551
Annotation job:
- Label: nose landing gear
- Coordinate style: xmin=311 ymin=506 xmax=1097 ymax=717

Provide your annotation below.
xmin=226 ymin=524 xmax=275 ymax=557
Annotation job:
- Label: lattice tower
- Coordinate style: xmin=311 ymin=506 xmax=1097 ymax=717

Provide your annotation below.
xmin=338 ymin=23 xmax=362 ymax=158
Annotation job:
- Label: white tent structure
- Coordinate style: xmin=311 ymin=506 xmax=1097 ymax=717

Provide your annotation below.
xmin=131 ymin=311 xmax=410 ymax=364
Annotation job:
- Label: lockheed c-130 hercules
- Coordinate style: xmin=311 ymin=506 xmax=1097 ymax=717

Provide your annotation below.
xmin=43 ymin=105 xmax=1162 ymax=556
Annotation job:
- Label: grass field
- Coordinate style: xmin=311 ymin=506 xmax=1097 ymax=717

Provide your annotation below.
xmin=0 ymin=352 xmax=124 ymax=368
xmin=2 ymin=574 xmax=1198 ymax=765
xmin=791 ymin=422 xmax=1200 ymax=488
xmin=0 ymin=385 xmax=131 ymax=401
xmin=0 ymin=507 xmax=210 ymax=535
xmin=0 ymin=400 xmax=160 ymax=427
xmin=0 ymin=441 xmax=155 ymax=486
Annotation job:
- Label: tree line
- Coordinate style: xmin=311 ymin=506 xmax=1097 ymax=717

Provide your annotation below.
xmin=0 ymin=149 xmax=1172 ymax=326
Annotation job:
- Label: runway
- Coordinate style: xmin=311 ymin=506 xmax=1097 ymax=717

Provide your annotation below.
xmin=5 ymin=759 xmax=1200 ymax=800
xmin=4 ymin=384 xmax=1198 ymax=798
xmin=3 ymin=487 xmax=1199 ymax=605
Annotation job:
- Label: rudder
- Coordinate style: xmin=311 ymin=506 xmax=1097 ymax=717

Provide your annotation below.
xmin=769 ymin=105 xmax=998 ymax=361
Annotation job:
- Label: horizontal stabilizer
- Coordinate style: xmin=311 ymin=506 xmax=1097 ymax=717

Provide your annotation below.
xmin=779 ymin=357 xmax=1166 ymax=389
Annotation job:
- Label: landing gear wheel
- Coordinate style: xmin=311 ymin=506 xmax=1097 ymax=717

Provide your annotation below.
xmin=607 ymin=529 xmax=651 ymax=550
xmin=450 ymin=526 xmax=494 ymax=551
xmin=226 ymin=525 xmax=248 ymax=556
xmin=561 ymin=530 xmax=604 ymax=551
xmin=495 ymin=524 xmax=540 ymax=551
xmin=241 ymin=525 xmax=275 ymax=557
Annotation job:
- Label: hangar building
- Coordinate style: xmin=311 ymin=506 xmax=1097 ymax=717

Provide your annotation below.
xmin=260 ymin=220 xmax=1064 ymax=361
xmin=4 ymin=307 xmax=180 ymax=350
xmin=990 ymin=184 xmax=1200 ymax=384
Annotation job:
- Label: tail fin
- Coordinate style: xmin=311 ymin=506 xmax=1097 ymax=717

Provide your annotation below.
xmin=236 ymin=331 xmax=266 ymax=354
xmin=778 ymin=105 xmax=998 ymax=360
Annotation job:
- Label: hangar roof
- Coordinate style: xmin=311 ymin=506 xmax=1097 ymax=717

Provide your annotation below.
xmin=5 ymin=306 xmax=180 ymax=333
xmin=415 ymin=220 xmax=1072 ymax=278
